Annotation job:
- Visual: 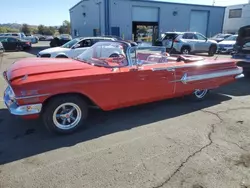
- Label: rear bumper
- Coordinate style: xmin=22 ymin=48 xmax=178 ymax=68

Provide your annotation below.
xmin=235 ymin=74 xmax=245 ymax=79
xmin=217 ymin=47 xmax=234 ymax=53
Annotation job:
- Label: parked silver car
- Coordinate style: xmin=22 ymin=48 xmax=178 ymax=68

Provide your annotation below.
xmin=157 ymin=32 xmax=218 ymax=56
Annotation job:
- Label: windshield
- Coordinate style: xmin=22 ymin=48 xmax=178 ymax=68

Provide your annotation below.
xmin=62 ymin=38 xmax=81 ymax=48
xmin=224 ymin=35 xmax=238 ymax=41
xmin=76 ymin=41 xmax=129 ymax=68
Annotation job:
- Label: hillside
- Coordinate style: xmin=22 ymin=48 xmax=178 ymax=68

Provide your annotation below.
xmin=0 ymin=23 xmax=38 ymax=30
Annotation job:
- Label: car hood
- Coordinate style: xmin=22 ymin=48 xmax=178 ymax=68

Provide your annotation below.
xmin=208 ymin=39 xmax=218 ymax=43
xmin=210 ymin=37 xmax=223 ymax=40
xmin=6 ymin=58 xmax=93 ymax=81
xmin=218 ymin=41 xmax=236 ymax=45
xmin=39 ymin=47 xmax=70 ymax=54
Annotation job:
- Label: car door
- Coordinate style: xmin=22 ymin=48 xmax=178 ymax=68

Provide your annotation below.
xmin=194 ymin=33 xmax=209 ymax=52
xmin=182 ymin=33 xmax=197 ymax=51
xmin=162 ymin=33 xmax=177 ymax=49
xmin=0 ymin=37 xmax=9 ymax=50
xmin=120 ymin=47 xmax=176 ymax=104
xmin=69 ymin=39 xmax=92 ymax=58
xmin=7 ymin=37 xmax=18 ymax=50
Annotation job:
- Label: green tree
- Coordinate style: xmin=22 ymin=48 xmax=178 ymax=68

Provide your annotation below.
xmin=0 ymin=26 xmax=19 ymax=33
xmin=30 ymin=27 xmax=38 ymax=34
xmin=21 ymin=24 xmax=31 ymax=35
xmin=38 ymin=25 xmax=45 ymax=35
xmin=45 ymin=26 xmax=56 ymax=35
xmin=7 ymin=28 xmax=19 ymax=33
xmin=59 ymin=20 xmax=71 ymax=34
xmin=0 ymin=27 xmax=7 ymax=33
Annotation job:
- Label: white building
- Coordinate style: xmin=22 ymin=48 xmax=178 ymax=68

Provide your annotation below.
xmin=223 ymin=2 xmax=250 ymax=34
xmin=70 ymin=0 xmax=225 ymax=42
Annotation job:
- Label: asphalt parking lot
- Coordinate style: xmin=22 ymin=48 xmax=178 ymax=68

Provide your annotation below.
xmin=0 ymin=42 xmax=250 ymax=188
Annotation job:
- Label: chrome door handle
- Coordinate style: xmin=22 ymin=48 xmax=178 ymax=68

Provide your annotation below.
xmin=166 ymin=68 xmax=175 ymax=72
xmin=152 ymin=67 xmax=175 ymax=72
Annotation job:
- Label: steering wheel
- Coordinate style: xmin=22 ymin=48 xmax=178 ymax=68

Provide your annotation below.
xmin=109 ymin=53 xmax=126 ymax=58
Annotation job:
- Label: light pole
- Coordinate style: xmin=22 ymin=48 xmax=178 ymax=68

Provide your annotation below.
xmin=96 ymin=1 xmax=102 ymax=35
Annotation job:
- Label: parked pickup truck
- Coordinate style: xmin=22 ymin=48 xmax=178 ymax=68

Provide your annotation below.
xmin=232 ymin=25 xmax=250 ymax=75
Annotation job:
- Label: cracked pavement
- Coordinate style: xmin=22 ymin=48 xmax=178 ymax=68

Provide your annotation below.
xmin=0 ymin=43 xmax=250 ymax=188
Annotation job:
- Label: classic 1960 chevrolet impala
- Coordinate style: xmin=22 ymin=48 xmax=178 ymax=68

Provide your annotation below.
xmin=3 ymin=41 xmax=244 ymax=134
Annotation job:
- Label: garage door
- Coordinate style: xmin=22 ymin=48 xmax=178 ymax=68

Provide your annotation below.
xmin=132 ymin=6 xmax=159 ymax=22
xmin=190 ymin=10 xmax=209 ymax=36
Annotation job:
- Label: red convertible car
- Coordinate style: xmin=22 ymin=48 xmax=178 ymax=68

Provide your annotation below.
xmin=3 ymin=41 xmax=244 ymax=134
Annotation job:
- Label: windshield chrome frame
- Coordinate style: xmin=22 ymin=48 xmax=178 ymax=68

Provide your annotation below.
xmin=126 ymin=46 xmax=167 ymax=67
xmin=76 ymin=41 xmax=167 ymax=68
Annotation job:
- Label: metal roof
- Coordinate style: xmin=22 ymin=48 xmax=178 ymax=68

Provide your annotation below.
xmin=130 ymin=0 xmax=225 ymax=8
xmin=70 ymin=0 xmax=225 ymax=11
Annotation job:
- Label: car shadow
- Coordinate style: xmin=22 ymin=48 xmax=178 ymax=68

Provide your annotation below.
xmin=0 ymin=92 xmax=231 ymax=165
xmin=214 ymin=77 xmax=250 ymax=96
xmin=2 ymin=45 xmax=49 ymax=57
xmin=25 ymin=46 xmax=48 ymax=56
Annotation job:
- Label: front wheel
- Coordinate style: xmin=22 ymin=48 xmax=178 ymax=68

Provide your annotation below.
xmin=181 ymin=46 xmax=191 ymax=55
xmin=189 ymin=89 xmax=209 ymax=101
xmin=56 ymin=55 xmax=68 ymax=58
xmin=16 ymin=45 xmax=23 ymax=51
xmin=42 ymin=95 xmax=88 ymax=134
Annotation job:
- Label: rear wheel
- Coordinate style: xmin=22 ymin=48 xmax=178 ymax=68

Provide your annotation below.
xmin=16 ymin=45 xmax=23 ymax=51
xmin=208 ymin=45 xmax=217 ymax=56
xmin=189 ymin=89 xmax=209 ymax=101
xmin=181 ymin=46 xmax=191 ymax=55
xmin=42 ymin=95 xmax=88 ymax=134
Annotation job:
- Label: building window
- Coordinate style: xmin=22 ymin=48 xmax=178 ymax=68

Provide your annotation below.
xmin=229 ymin=9 xmax=242 ymax=18
xmin=74 ymin=29 xmax=79 ymax=37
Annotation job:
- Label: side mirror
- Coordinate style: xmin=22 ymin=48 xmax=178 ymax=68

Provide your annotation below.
xmin=72 ymin=43 xmax=80 ymax=49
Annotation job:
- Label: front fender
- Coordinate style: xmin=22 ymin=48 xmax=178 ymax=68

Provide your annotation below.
xmin=54 ymin=52 xmax=68 ymax=58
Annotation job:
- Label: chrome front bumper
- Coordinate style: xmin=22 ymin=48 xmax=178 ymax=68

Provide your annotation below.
xmin=4 ymin=87 xmax=42 ymax=116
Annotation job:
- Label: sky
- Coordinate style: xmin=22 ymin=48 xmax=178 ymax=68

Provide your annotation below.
xmin=0 ymin=0 xmax=248 ymax=26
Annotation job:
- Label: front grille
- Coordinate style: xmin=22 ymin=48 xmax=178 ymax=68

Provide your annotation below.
xmin=219 ymin=44 xmax=233 ymax=48
xmin=40 ymin=54 xmax=51 ymax=58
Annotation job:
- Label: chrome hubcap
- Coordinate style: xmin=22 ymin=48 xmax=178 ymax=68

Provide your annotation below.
xmin=183 ymin=49 xmax=189 ymax=54
xmin=53 ymin=103 xmax=82 ymax=130
xmin=194 ymin=89 xmax=208 ymax=99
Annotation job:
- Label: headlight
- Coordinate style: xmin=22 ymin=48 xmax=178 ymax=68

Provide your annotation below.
xmin=5 ymin=86 xmax=15 ymax=100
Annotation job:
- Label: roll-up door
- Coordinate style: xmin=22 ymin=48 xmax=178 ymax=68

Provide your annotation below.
xmin=190 ymin=10 xmax=209 ymax=36
xmin=132 ymin=6 xmax=159 ymax=22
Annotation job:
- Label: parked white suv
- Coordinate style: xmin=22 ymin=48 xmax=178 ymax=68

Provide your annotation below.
xmin=37 ymin=37 xmax=116 ymax=58
xmin=157 ymin=32 xmax=218 ymax=56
